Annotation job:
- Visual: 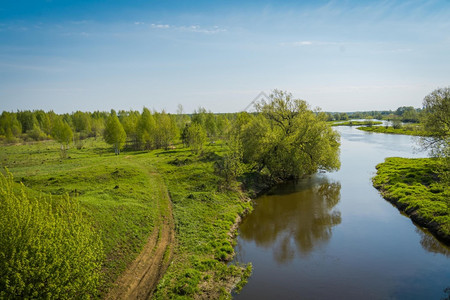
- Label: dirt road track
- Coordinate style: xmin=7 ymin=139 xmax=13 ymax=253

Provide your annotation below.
xmin=106 ymin=172 xmax=175 ymax=300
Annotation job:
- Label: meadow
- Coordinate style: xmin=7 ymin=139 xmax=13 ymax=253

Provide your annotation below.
xmin=0 ymin=138 xmax=252 ymax=298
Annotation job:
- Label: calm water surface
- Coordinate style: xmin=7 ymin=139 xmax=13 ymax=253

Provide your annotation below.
xmin=233 ymin=126 xmax=450 ymax=300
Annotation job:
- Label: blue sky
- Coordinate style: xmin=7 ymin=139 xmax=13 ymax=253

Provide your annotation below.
xmin=1 ymin=0 xmax=449 ymax=113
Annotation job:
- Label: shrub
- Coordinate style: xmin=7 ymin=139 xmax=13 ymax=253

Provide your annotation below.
xmin=0 ymin=170 xmax=104 ymax=299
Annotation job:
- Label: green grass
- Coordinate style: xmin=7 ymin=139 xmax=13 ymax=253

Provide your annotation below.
xmin=357 ymin=125 xmax=429 ymax=136
xmin=140 ymin=144 xmax=253 ymax=299
xmin=0 ymin=140 xmax=162 ymax=295
xmin=373 ymin=157 xmax=450 ymax=242
xmin=330 ymin=120 xmax=383 ymax=126
xmin=0 ymin=139 xmax=253 ymax=298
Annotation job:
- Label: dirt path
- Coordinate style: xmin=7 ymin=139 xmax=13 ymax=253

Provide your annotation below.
xmin=106 ymin=170 xmax=175 ymax=300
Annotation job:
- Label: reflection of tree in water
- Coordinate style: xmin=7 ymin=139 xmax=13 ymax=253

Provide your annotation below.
xmin=239 ymin=176 xmax=341 ymax=264
xmin=415 ymin=227 xmax=450 ymax=257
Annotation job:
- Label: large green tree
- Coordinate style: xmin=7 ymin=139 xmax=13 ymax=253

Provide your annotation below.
xmin=421 ymin=87 xmax=450 ymax=154
xmin=420 ymin=87 xmax=450 ymax=183
xmin=242 ymin=90 xmax=340 ymax=180
xmin=104 ymin=110 xmax=127 ymax=155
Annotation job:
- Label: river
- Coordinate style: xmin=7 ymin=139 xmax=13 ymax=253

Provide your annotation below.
xmin=233 ymin=126 xmax=450 ymax=299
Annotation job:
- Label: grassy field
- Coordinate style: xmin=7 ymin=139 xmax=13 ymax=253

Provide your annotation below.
xmin=373 ymin=157 xmax=450 ymax=244
xmin=357 ymin=125 xmax=429 ymax=136
xmin=0 ymin=139 xmax=252 ymax=298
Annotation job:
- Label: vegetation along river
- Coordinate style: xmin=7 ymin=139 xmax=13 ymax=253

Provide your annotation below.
xmin=233 ymin=126 xmax=450 ymax=299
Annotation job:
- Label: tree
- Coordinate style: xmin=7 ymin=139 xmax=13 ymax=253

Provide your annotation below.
xmin=154 ymin=111 xmax=178 ymax=149
xmin=215 ymin=134 xmax=244 ymax=187
xmin=136 ymin=107 xmax=156 ymax=150
xmin=204 ymin=112 xmax=218 ymax=142
xmin=0 ymin=112 xmax=22 ymax=142
xmin=420 ymin=87 xmax=450 ymax=183
xmin=72 ymin=111 xmax=92 ymax=135
xmin=104 ymin=110 xmax=127 ymax=155
xmin=242 ymin=90 xmax=340 ymax=180
xmin=118 ymin=110 xmax=139 ymax=149
xmin=183 ymin=122 xmax=207 ymax=153
xmin=16 ymin=110 xmax=37 ymax=133
xmin=52 ymin=117 xmax=73 ymax=158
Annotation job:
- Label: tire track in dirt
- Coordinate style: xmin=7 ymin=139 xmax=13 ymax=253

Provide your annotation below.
xmin=106 ymin=169 xmax=175 ymax=300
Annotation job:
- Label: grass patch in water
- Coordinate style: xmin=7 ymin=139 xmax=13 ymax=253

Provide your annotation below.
xmin=330 ymin=120 xmax=383 ymax=126
xmin=358 ymin=125 xmax=429 ymax=136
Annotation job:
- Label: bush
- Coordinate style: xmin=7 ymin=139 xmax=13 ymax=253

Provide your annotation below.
xmin=0 ymin=170 xmax=104 ymax=299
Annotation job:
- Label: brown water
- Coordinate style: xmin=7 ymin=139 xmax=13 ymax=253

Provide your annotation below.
xmin=233 ymin=126 xmax=450 ymax=299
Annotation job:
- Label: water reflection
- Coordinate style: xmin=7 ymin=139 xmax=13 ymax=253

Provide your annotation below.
xmin=239 ymin=176 xmax=341 ymax=263
xmin=416 ymin=227 xmax=450 ymax=257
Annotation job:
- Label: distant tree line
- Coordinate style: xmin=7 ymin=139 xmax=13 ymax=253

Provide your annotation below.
xmin=325 ymin=106 xmax=422 ymax=123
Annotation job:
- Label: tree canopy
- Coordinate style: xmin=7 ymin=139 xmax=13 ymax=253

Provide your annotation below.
xmin=104 ymin=110 xmax=127 ymax=155
xmin=241 ymin=90 xmax=341 ymax=180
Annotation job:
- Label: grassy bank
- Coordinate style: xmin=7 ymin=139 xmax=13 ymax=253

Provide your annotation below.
xmin=141 ymin=144 xmax=253 ymax=299
xmin=330 ymin=120 xmax=383 ymax=126
xmin=0 ymin=139 xmax=253 ymax=298
xmin=373 ymin=157 xmax=450 ymax=244
xmin=357 ymin=125 xmax=429 ymax=136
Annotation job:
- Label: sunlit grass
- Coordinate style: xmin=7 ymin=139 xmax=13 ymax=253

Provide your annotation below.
xmin=373 ymin=157 xmax=450 ymax=240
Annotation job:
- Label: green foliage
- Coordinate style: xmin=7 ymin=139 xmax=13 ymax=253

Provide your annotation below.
xmin=52 ymin=117 xmax=73 ymax=158
xmin=136 ymin=107 xmax=156 ymax=150
xmin=0 ymin=170 xmax=104 ymax=299
xmin=0 ymin=112 xmax=22 ymax=141
xmin=153 ymin=111 xmax=178 ymax=149
xmin=242 ymin=90 xmax=340 ymax=180
xmin=420 ymin=87 xmax=450 ymax=158
xmin=104 ymin=111 xmax=127 ymax=155
xmin=0 ymin=139 xmax=165 ymax=295
xmin=395 ymin=106 xmax=421 ymax=123
xmin=214 ymin=135 xmax=245 ymax=187
xmin=183 ymin=122 xmax=207 ymax=153
xmin=330 ymin=120 xmax=383 ymax=126
xmin=373 ymin=157 xmax=450 ymax=239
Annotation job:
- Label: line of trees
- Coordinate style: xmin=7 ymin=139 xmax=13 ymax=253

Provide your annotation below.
xmin=325 ymin=106 xmax=422 ymax=123
xmin=0 ymin=107 xmax=231 ymax=155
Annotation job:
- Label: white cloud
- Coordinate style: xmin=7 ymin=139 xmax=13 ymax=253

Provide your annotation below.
xmin=296 ymin=41 xmax=313 ymax=46
xmin=291 ymin=40 xmax=342 ymax=47
xmin=150 ymin=24 xmax=170 ymax=29
xmin=149 ymin=23 xmax=226 ymax=34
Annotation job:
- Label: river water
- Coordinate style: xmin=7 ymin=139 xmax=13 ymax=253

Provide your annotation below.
xmin=233 ymin=126 xmax=450 ymax=299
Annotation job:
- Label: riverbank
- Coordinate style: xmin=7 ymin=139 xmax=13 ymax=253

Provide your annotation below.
xmin=139 ymin=144 xmax=254 ymax=299
xmin=357 ymin=125 xmax=429 ymax=136
xmin=373 ymin=157 xmax=450 ymax=245
xmin=330 ymin=120 xmax=383 ymax=127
